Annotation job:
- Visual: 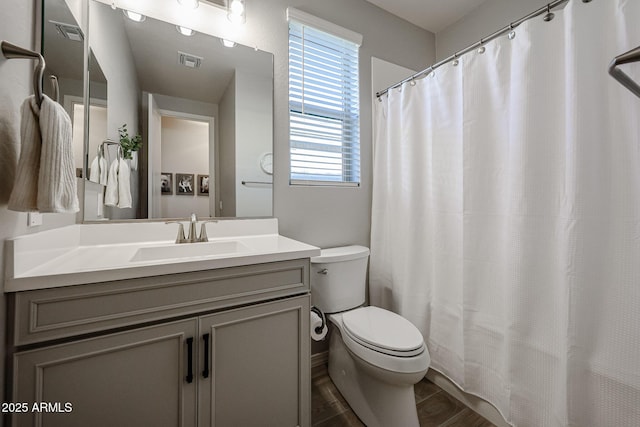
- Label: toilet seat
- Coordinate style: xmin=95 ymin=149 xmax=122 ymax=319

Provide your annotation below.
xmin=341 ymin=307 xmax=424 ymax=357
xmin=329 ymin=308 xmax=430 ymax=375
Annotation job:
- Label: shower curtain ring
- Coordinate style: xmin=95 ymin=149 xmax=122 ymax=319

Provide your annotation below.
xmin=543 ymin=4 xmax=555 ymax=21
xmin=478 ymin=38 xmax=486 ymax=54
xmin=508 ymin=23 xmax=516 ymax=40
xmin=452 ymin=53 xmax=459 ymax=67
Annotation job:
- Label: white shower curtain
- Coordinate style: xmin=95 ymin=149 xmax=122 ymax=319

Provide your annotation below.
xmin=371 ymin=1 xmax=640 ymax=426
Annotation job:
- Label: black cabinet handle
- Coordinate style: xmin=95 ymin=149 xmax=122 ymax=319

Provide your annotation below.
xmin=186 ymin=337 xmax=194 ymax=383
xmin=202 ymin=333 xmax=210 ymax=378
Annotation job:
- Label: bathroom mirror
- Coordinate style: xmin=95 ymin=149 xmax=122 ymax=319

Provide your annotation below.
xmin=41 ymin=0 xmax=85 ymax=178
xmin=79 ymin=0 xmax=274 ymax=220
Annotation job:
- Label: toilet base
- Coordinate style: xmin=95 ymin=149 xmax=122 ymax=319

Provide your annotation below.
xmin=328 ymin=329 xmax=423 ymax=427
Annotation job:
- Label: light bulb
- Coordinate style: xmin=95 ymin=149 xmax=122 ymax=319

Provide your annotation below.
xmin=227 ymin=0 xmax=246 ymax=24
xmin=229 ymin=0 xmax=244 ymax=14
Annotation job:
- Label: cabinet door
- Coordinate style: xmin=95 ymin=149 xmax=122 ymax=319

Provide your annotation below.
xmin=198 ymin=295 xmax=310 ymax=427
xmin=12 ymin=319 xmax=198 ymax=427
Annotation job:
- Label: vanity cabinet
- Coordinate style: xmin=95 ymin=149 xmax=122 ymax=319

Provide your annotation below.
xmin=12 ymin=319 xmax=199 ymax=427
xmin=7 ymin=259 xmax=311 ymax=427
xmin=198 ymin=297 xmax=308 ymax=427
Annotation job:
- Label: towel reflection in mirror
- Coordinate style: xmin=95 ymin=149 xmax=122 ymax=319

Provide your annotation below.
xmin=104 ymin=147 xmax=132 ymax=209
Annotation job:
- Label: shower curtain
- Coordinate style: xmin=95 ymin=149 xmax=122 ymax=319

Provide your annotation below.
xmin=370 ymin=1 xmax=640 ymax=426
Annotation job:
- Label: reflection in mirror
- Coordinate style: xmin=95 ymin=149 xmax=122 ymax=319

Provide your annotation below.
xmin=82 ymin=0 xmax=274 ymax=221
xmin=41 ymin=0 xmax=84 ymax=178
xmin=86 ymin=51 xmax=108 ymax=184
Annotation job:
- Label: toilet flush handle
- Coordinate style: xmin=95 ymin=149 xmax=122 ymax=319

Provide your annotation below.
xmin=317 ymin=268 xmax=328 ymax=275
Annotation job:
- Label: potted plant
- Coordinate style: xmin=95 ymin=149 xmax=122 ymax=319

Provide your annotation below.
xmin=118 ymin=124 xmax=142 ymax=160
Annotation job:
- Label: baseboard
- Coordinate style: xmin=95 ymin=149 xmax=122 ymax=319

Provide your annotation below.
xmin=426 ymin=369 xmax=511 ymax=427
xmin=311 ymin=351 xmax=328 ymax=369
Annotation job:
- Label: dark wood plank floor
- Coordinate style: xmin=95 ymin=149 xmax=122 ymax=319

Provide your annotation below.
xmin=312 ymin=365 xmax=495 ymax=427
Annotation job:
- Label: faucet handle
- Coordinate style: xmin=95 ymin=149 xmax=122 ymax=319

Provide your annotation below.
xmin=165 ymin=221 xmax=187 ymax=244
xmin=198 ymin=220 xmax=219 ymax=243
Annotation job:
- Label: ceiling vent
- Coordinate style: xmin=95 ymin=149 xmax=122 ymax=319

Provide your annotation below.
xmin=178 ymin=51 xmax=203 ymax=69
xmin=49 ymin=20 xmax=84 ymax=42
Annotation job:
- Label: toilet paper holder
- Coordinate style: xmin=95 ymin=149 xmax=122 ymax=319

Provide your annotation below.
xmin=310 ymin=306 xmax=326 ymax=334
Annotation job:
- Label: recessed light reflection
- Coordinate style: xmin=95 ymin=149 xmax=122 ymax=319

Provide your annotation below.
xmin=221 ymin=39 xmax=236 ymax=48
xmin=123 ymin=10 xmax=146 ymax=23
xmin=176 ymin=26 xmax=196 ymax=36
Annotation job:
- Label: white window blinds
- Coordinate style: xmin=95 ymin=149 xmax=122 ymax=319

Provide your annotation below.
xmin=287 ymin=9 xmax=361 ymax=186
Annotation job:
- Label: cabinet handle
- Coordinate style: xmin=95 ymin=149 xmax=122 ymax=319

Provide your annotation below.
xmin=202 ymin=333 xmax=210 ymax=378
xmin=186 ymin=337 xmax=194 ymax=384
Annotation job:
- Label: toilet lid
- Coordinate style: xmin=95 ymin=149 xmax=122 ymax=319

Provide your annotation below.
xmin=341 ymin=307 xmax=424 ymax=355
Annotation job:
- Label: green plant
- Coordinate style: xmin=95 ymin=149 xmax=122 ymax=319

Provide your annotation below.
xmin=118 ymin=124 xmax=142 ymax=160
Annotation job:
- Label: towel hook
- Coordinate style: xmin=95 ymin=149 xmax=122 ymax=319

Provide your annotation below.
xmin=1 ymin=40 xmax=45 ymax=106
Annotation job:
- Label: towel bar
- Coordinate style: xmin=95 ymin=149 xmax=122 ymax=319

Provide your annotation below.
xmin=0 ymin=40 xmax=45 ymax=106
xmin=50 ymin=75 xmax=59 ymax=103
xmin=609 ymin=45 xmax=640 ymax=99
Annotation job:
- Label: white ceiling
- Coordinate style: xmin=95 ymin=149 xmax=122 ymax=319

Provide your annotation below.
xmin=364 ymin=0 xmax=488 ymax=33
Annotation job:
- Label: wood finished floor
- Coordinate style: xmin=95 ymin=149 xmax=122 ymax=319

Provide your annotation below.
xmin=312 ymin=365 xmax=495 ymax=427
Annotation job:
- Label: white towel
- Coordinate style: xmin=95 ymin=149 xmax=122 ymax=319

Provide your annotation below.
xmin=117 ymin=158 xmax=132 ymax=208
xmin=8 ymin=95 xmax=79 ymax=213
xmin=8 ymin=96 xmax=41 ymax=212
xmin=89 ymin=154 xmax=108 ymax=185
xmin=103 ymin=157 xmax=132 ymax=208
xmin=104 ymin=159 xmax=119 ymax=206
xmin=0 ymin=100 xmax=19 ymax=203
xmin=37 ymin=95 xmax=79 ymax=213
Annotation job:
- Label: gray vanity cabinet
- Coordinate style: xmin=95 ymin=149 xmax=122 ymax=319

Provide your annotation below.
xmin=7 ymin=259 xmax=311 ymax=427
xmin=198 ymin=296 xmax=309 ymax=427
xmin=12 ymin=319 xmax=199 ymax=427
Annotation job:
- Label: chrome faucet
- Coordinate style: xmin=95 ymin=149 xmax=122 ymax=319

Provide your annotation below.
xmin=166 ymin=214 xmax=218 ymax=244
xmin=187 ymin=213 xmax=198 ymax=243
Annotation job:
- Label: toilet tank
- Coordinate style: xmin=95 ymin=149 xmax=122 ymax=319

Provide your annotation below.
xmin=310 ymin=245 xmax=370 ymax=313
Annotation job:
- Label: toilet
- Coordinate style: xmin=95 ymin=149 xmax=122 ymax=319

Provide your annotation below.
xmin=311 ymin=245 xmax=430 ymax=427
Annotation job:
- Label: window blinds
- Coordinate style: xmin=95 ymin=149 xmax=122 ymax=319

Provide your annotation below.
xmin=288 ymin=9 xmax=361 ymax=186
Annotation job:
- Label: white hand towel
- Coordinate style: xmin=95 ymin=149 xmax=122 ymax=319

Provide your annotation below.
xmin=8 ymin=96 xmax=41 ymax=212
xmin=89 ymin=154 xmax=108 ymax=185
xmin=37 ymin=95 xmax=79 ymax=213
xmin=89 ymin=155 xmax=100 ymax=183
xmin=104 ymin=159 xmax=119 ymax=206
xmin=117 ymin=158 xmax=132 ymax=208
xmin=99 ymin=156 xmax=108 ymax=185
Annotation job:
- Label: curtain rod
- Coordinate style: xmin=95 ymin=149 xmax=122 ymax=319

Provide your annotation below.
xmin=376 ymin=0 xmax=584 ymax=99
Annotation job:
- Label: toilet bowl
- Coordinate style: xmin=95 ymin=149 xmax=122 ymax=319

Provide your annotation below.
xmin=311 ymin=246 xmax=430 ymax=427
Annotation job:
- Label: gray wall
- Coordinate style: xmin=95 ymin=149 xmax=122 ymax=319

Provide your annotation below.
xmin=219 ymin=75 xmax=237 ymax=217
xmin=0 ymin=0 xmax=78 ymax=412
xmin=436 ymin=0 xmax=550 ymax=60
xmin=90 ymin=0 xmax=141 ymax=219
xmin=240 ymin=0 xmax=434 ymax=248
xmin=234 ymin=69 xmax=273 ymax=218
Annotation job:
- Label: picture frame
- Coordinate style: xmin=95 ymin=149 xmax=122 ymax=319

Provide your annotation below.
xmin=160 ymin=172 xmax=173 ymax=195
xmin=197 ymin=174 xmax=210 ymax=196
xmin=175 ymin=173 xmax=195 ymax=196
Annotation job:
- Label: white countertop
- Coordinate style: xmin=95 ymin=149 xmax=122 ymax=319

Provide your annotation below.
xmin=5 ymin=219 xmax=320 ymax=292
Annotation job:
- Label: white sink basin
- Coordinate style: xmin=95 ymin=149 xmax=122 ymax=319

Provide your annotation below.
xmin=131 ymin=240 xmax=250 ymax=262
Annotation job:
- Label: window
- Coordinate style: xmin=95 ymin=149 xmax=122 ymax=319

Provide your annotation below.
xmin=287 ymin=9 xmax=362 ymax=186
